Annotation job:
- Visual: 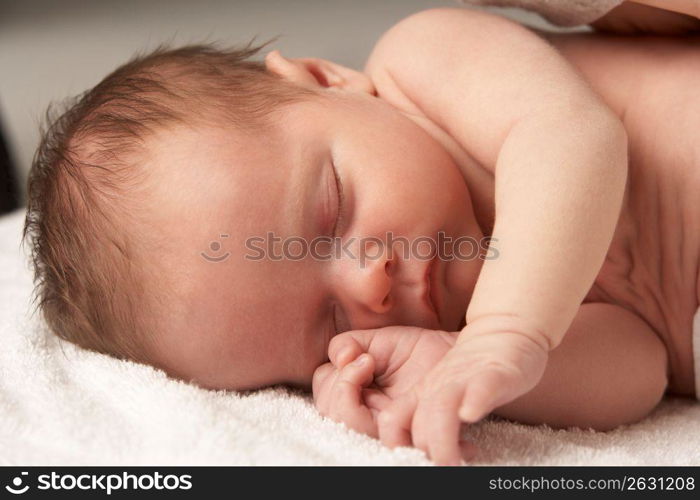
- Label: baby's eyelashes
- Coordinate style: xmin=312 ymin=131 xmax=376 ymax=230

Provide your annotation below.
xmin=330 ymin=160 xmax=346 ymax=237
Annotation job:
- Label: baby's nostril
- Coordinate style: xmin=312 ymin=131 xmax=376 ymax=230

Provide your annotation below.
xmin=384 ymin=260 xmax=392 ymax=275
xmin=382 ymin=294 xmax=391 ymax=307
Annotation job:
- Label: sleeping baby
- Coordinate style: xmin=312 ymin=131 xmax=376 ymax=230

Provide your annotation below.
xmin=23 ymin=4 xmax=699 ymax=465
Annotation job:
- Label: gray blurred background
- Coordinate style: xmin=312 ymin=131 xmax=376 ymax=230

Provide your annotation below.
xmin=0 ymin=0 xmax=560 ymax=211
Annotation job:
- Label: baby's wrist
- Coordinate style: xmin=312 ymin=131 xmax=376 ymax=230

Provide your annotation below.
xmin=457 ymin=313 xmax=551 ymax=352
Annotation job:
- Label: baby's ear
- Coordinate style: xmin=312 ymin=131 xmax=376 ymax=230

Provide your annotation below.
xmin=265 ymin=50 xmax=376 ymax=95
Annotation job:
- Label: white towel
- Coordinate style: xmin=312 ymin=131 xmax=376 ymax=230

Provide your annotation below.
xmin=459 ymin=0 xmax=623 ymax=26
xmin=1 ymin=209 xmax=699 ymax=465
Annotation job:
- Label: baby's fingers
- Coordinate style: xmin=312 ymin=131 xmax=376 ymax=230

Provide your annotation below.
xmin=328 ymin=329 xmax=379 ymax=368
xmin=312 ymin=362 xmax=336 ymax=413
xmin=328 ymin=338 xmax=364 ymax=369
xmin=412 ymin=385 xmax=464 ymax=466
xmin=327 ymin=354 xmax=378 ymax=437
xmin=377 ymin=391 xmax=417 ymax=449
xmin=362 ymin=388 xmax=392 ymax=413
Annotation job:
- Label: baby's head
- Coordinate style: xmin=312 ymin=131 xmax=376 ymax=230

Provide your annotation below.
xmin=24 ymin=43 xmax=484 ymax=391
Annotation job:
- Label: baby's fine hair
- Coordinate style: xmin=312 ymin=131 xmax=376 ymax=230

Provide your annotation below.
xmin=23 ymin=41 xmax=314 ymax=363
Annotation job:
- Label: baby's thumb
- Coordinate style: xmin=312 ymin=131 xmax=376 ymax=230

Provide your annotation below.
xmin=328 ymin=329 xmax=379 ymax=368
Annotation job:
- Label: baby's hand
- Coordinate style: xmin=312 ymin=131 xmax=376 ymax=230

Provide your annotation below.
xmin=312 ymin=353 xmax=385 ymax=438
xmin=312 ymin=326 xmax=457 ymax=440
xmin=383 ymin=318 xmax=549 ymax=465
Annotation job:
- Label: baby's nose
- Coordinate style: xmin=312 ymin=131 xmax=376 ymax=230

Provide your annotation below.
xmin=345 ymin=240 xmax=394 ymax=314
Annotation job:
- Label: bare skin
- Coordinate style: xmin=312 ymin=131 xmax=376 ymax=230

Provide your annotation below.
xmin=312 ymin=11 xmax=699 ymax=461
xmin=396 ymin=23 xmax=700 ymax=401
xmin=547 ymin=32 xmax=700 ymax=396
xmin=426 ymin=31 xmax=700 ymax=400
xmin=140 ymin=8 xmax=697 ymax=464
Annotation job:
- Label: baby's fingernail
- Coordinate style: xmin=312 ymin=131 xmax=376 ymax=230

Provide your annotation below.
xmin=460 ymin=406 xmax=485 ymax=422
xmin=352 ymin=354 xmax=367 ymax=366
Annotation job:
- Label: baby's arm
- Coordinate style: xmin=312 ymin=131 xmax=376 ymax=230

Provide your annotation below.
xmin=494 ymin=303 xmax=668 ymax=430
xmin=314 ymin=303 xmax=667 ymax=452
xmin=364 ymin=8 xmax=628 ymax=463
xmin=366 ymin=7 xmax=628 ymax=353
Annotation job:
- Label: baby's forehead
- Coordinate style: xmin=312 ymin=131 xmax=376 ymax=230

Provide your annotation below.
xmin=145 ymin=122 xmax=282 ymax=191
xmin=144 ymin=122 xmax=312 ymax=251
